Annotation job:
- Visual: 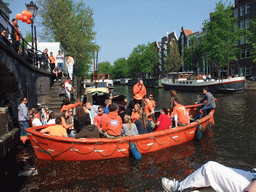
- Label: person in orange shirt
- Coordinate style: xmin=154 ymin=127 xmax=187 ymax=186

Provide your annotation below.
xmin=172 ymin=98 xmax=189 ymax=127
xmin=94 ymin=106 xmax=107 ymax=131
xmin=133 ymin=79 xmax=146 ymax=106
xmin=102 ymin=104 xmax=122 ymax=139
xmin=149 ymin=94 xmax=155 ymax=109
xmin=49 ymin=52 xmax=56 ymax=72
xmin=11 ymin=19 xmax=21 ymax=52
xmin=143 ymin=95 xmax=155 ymax=123
xmin=131 ymin=103 xmax=141 ymax=123
xmin=40 ymin=117 xmax=67 ymax=137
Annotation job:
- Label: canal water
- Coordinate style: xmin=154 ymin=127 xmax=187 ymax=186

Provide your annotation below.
xmin=14 ymin=85 xmax=256 ymax=191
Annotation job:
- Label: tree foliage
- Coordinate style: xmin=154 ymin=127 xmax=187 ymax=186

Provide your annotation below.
xmin=202 ymin=1 xmax=242 ymax=71
xmin=38 ymin=0 xmax=97 ymax=77
xmin=127 ymin=42 xmax=158 ymax=78
xmin=183 ymin=36 xmax=204 ymax=71
xmin=246 ymin=18 xmax=256 ymax=62
xmin=97 ymin=61 xmax=112 ymax=74
xmin=111 ymin=57 xmax=129 ymax=79
xmin=165 ymin=38 xmax=183 ymax=72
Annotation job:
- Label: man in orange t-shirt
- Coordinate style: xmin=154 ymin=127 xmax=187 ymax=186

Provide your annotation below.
xmin=40 ymin=117 xmax=67 ymax=137
xmin=94 ymin=106 xmax=107 ymax=130
xmin=172 ymin=98 xmax=189 ymax=127
xmin=133 ymin=79 xmax=146 ymax=101
xmin=143 ymin=95 xmax=155 ymax=122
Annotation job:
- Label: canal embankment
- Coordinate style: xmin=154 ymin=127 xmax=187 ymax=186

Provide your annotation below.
xmin=245 ymin=80 xmax=256 ymax=90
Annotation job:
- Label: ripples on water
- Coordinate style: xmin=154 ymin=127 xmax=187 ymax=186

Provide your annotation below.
xmin=15 ymin=86 xmax=256 ymax=191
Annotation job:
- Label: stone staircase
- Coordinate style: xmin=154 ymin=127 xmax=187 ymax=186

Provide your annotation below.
xmin=41 ymin=77 xmax=78 ymax=117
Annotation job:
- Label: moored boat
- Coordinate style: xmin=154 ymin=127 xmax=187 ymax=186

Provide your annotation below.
xmin=162 ymin=72 xmax=245 ymax=93
xmin=26 ymin=104 xmax=215 ymax=161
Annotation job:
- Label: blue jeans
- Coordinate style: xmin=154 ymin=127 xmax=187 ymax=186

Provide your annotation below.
xmin=195 ymin=105 xmax=214 ymax=119
xmin=58 ymin=63 xmax=64 ymax=72
xmin=19 ymin=121 xmax=29 ymax=136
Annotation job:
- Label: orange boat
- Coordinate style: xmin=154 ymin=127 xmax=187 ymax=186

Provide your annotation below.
xmin=26 ymin=104 xmax=215 ymax=161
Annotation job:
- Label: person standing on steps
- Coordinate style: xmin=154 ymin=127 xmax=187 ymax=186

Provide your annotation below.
xmin=56 ymin=50 xmax=64 ymax=77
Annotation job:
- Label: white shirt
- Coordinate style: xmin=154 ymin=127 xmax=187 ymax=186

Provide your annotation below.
xmin=56 ymin=53 xmax=64 ymax=63
xmin=47 ymin=119 xmax=56 ymax=125
xmin=65 ymin=81 xmax=72 ymax=93
xmin=66 ymin=57 xmax=74 ymax=67
xmin=32 ymin=118 xmax=42 ymax=127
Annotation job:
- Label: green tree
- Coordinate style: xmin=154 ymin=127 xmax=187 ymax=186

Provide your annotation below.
xmin=97 ymin=61 xmax=113 ymax=74
xmin=24 ymin=31 xmax=32 ymax=48
xmin=38 ymin=0 xmax=97 ymax=77
xmin=127 ymin=42 xmax=158 ymax=78
xmin=165 ymin=38 xmax=183 ymax=72
xmin=246 ymin=18 xmax=256 ymax=62
xmin=202 ymin=1 xmax=242 ymax=76
xmin=111 ymin=57 xmax=128 ymax=79
xmin=183 ymin=36 xmax=204 ymax=71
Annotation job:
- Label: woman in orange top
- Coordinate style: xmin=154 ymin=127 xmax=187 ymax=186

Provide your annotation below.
xmin=131 ymin=103 xmax=141 ymax=123
xmin=49 ymin=52 xmax=56 ymax=72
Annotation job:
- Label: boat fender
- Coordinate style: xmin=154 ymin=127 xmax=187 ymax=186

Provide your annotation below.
xmin=196 ymin=123 xmax=203 ymax=141
xmin=129 ymin=142 xmax=142 ymax=160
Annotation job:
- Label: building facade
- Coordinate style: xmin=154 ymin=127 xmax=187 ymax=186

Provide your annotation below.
xmin=0 ymin=0 xmax=11 ymax=32
xmin=231 ymin=0 xmax=256 ymax=77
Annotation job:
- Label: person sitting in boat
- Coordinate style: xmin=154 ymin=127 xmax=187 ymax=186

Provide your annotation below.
xmin=155 ymin=108 xmax=172 ymax=132
xmin=143 ymin=95 xmax=155 ymax=124
xmin=94 ymin=105 xmax=107 ymax=131
xmin=126 ymin=98 xmax=140 ymax=116
xmin=172 ymin=98 xmax=190 ymax=127
xmin=133 ymin=79 xmax=146 ymax=107
xmin=61 ymin=110 xmax=74 ymax=137
xmin=74 ymin=105 xmax=91 ymax=134
xmin=101 ymin=104 xmax=122 ymax=139
xmin=47 ymin=112 xmax=56 ymax=125
xmin=30 ymin=113 xmax=42 ymax=127
xmin=162 ymin=161 xmax=256 ymax=192
xmin=84 ymin=102 xmax=94 ymax=124
xmin=131 ymin=103 xmax=141 ymax=123
xmin=104 ymin=99 xmax=112 ymax=115
xmin=194 ymin=87 xmax=216 ymax=120
xmin=134 ymin=110 xmax=152 ymax=134
xmin=118 ymin=100 xmax=128 ymax=122
xmin=40 ymin=117 xmax=68 ymax=137
xmin=122 ymin=114 xmax=138 ymax=136
xmin=149 ymin=94 xmax=156 ymax=110
xmin=75 ymin=124 xmax=100 ymax=139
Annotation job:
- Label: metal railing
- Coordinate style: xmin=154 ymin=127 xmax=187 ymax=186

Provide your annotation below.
xmin=0 ymin=22 xmax=51 ymax=72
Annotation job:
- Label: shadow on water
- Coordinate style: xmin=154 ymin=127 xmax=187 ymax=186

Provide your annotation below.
xmin=14 ymin=86 xmax=256 ymax=191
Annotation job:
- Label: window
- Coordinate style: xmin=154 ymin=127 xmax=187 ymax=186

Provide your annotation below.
xmin=245 ymin=49 xmax=250 ymax=58
xmin=241 ymin=49 xmax=245 ymax=59
xmin=240 ymin=20 xmax=245 ymax=29
xmin=234 ymin=8 xmax=239 ymax=17
xmin=240 ymin=5 xmax=245 ymax=16
xmin=245 ymin=3 xmax=250 ymax=14
xmin=240 ymin=66 xmax=251 ymax=76
xmin=245 ymin=18 xmax=250 ymax=29
xmin=240 ymin=35 xmax=245 ymax=45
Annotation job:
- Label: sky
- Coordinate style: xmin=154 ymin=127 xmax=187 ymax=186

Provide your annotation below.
xmin=6 ymin=0 xmax=226 ymax=71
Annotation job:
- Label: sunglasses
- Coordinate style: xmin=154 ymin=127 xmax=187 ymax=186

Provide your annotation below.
xmin=68 ymin=111 xmax=73 ymax=112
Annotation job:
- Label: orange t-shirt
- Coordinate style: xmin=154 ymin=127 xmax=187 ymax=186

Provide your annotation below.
xmin=144 ymin=102 xmax=153 ymax=120
xmin=49 ymin=56 xmax=56 ymax=64
xmin=94 ymin=113 xmax=107 ymax=130
xmin=150 ymin=100 xmax=155 ymax=109
xmin=172 ymin=104 xmax=189 ymax=125
xmin=131 ymin=111 xmax=140 ymax=123
xmin=44 ymin=125 xmax=67 ymax=137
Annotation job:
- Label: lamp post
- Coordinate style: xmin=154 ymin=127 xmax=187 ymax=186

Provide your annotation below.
xmin=26 ymin=1 xmax=38 ymax=50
